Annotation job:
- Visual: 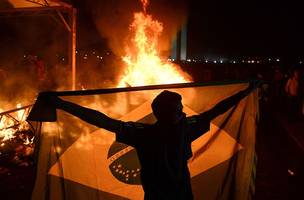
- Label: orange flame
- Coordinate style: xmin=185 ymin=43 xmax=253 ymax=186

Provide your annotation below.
xmin=0 ymin=104 xmax=31 ymax=147
xmin=118 ymin=0 xmax=191 ymax=87
xmin=141 ymin=0 xmax=149 ymax=13
xmin=0 ymin=108 xmax=16 ymax=142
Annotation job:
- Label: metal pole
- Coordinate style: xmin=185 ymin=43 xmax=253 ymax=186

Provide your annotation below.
xmin=71 ymin=8 xmax=77 ymax=90
xmin=68 ymin=8 xmax=77 ymax=90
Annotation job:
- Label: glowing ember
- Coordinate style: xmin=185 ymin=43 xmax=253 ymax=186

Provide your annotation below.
xmin=0 ymin=110 xmax=16 ymax=142
xmin=118 ymin=0 xmax=191 ymax=87
xmin=141 ymin=0 xmax=149 ymax=13
xmin=0 ymin=104 xmax=32 ymax=146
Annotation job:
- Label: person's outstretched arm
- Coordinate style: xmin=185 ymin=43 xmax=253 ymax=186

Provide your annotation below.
xmin=199 ymin=82 xmax=255 ymax=121
xmin=48 ymin=95 xmax=121 ymax=133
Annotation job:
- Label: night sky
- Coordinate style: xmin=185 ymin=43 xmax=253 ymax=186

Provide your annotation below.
xmin=0 ymin=0 xmax=303 ymax=60
xmin=70 ymin=0 xmax=304 ymax=60
xmin=187 ymin=0 xmax=304 ymax=59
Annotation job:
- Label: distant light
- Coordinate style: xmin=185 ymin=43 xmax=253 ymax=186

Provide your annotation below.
xmin=251 ymin=60 xmax=255 ymax=63
xmin=268 ymin=58 xmax=271 ymax=61
xmin=220 ymin=60 xmax=223 ymax=64
xmin=242 ymin=60 xmax=245 ymax=63
xmin=75 ymin=50 xmax=78 ymax=54
xmin=205 ymin=60 xmax=208 ymax=63
xmin=233 ymin=61 xmax=236 ymax=64
xmin=300 ymin=61 xmax=303 ymax=64
xmin=93 ymin=51 xmax=96 ymax=55
xmin=97 ymin=55 xmax=99 ymax=58
xmin=247 ymin=60 xmax=251 ymax=63
xmin=257 ymin=61 xmax=260 ymax=63
xmin=23 ymin=55 xmax=26 ymax=58
xmin=100 ymin=57 xmax=103 ymax=60
xmin=62 ymin=58 xmax=65 ymax=61
xmin=213 ymin=60 xmax=217 ymax=64
xmin=172 ymin=58 xmax=175 ymax=61
xmin=107 ymin=52 xmax=110 ymax=55
xmin=187 ymin=59 xmax=191 ymax=62
xmin=288 ymin=169 xmax=295 ymax=176
xmin=83 ymin=57 xmax=87 ymax=60
xmin=276 ymin=58 xmax=280 ymax=62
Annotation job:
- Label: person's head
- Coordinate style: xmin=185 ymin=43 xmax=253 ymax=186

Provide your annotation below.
xmin=293 ymin=69 xmax=300 ymax=79
xmin=151 ymin=90 xmax=185 ymax=124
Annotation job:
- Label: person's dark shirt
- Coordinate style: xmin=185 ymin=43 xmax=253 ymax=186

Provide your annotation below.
xmin=115 ymin=114 xmax=210 ymax=199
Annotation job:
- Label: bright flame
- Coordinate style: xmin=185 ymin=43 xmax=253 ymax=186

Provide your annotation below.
xmin=141 ymin=0 xmax=149 ymax=13
xmin=0 ymin=108 xmax=16 ymax=142
xmin=118 ymin=0 xmax=191 ymax=87
xmin=17 ymin=103 xmax=24 ymax=120
xmin=0 ymin=104 xmax=31 ymax=146
xmin=24 ymin=137 xmax=31 ymax=145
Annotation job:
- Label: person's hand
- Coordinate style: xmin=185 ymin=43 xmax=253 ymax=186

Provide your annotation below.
xmin=37 ymin=91 xmax=59 ymax=107
xmin=27 ymin=91 xmax=59 ymax=122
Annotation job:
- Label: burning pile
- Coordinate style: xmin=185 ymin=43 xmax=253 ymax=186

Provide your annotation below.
xmin=118 ymin=0 xmax=191 ymax=87
xmin=0 ymin=105 xmax=35 ymax=167
xmin=0 ymin=0 xmax=192 ymax=168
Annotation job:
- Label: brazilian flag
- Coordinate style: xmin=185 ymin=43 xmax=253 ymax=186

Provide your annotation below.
xmin=29 ymin=81 xmax=258 ymax=200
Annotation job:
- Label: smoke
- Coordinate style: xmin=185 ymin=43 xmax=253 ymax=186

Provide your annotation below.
xmin=0 ymin=0 xmax=189 ymax=112
xmin=88 ymin=0 xmax=188 ymax=57
xmin=0 ymin=14 xmax=69 ymax=109
xmin=148 ymin=0 xmax=188 ymax=55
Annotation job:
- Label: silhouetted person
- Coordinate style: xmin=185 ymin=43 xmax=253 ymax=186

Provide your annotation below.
xmin=285 ymin=68 xmax=303 ymax=120
xmin=40 ymin=83 xmax=255 ymax=200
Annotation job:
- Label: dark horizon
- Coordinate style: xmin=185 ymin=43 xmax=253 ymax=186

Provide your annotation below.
xmin=72 ymin=0 xmax=304 ymax=60
xmin=187 ymin=0 xmax=304 ymax=59
xmin=0 ymin=0 xmax=303 ymax=61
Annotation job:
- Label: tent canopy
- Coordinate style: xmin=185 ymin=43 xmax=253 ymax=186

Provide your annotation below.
xmin=0 ymin=0 xmax=77 ymax=90
xmin=0 ymin=0 xmax=72 ymax=15
xmin=6 ymin=0 xmax=70 ymax=8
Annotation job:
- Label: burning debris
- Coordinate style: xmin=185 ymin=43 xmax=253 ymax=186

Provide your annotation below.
xmin=0 ymin=105 xmax=36 ymax=168
xmin=0 ymin=0 xmax=192 ymax=170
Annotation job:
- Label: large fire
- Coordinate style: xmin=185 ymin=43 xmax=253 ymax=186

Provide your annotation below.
xmin=118 ymin=0 xmax=191 ymax=87
xmin=0 ymin=104 xmax=27 ymax=142
xmin=0 ymin=0 xmax=193 ymax=167
xmin=0 ymin=104 xmax=34 ymax=166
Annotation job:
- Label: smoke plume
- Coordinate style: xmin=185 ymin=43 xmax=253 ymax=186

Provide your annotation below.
xmin=87 ymin=0 xmax=188 ymax=57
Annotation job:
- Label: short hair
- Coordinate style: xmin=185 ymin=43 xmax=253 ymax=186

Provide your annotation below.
xmin=151 ymin=90 xmax=182 ymax=121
